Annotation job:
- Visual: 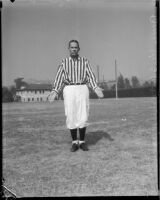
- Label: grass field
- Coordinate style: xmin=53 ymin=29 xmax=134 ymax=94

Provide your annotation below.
xmin=2 ymin=97 xmax=158 ymax=196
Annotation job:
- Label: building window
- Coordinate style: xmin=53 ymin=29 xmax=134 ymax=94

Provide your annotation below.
xmin=37 ymin=98 xmax=39 ymax=101
xmin=35 ymin=91 xmax=37 ymax=94
xmin=28 ymin=98 xmax=30 ymax=102
xmin=32 ymin=98 xmax=34 ymax=101
xmin=40 ymin=97 xmax=43 ymax=101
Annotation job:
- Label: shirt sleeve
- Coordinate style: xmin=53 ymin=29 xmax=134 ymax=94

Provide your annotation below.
xmin=85 ymin=59 xmax=98 ymax=90
xmin=51 ymin=64 xmax=65 ymax=94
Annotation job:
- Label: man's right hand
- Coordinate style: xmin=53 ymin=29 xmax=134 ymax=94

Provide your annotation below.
xmin=47 ymin=91 xmax=57 ymax=103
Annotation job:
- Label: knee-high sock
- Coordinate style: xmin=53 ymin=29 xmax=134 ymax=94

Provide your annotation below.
xmin=70 ymin=128 xmax=77 ymax=141
xmin=79 ymin=127 xmax=86 ymax=141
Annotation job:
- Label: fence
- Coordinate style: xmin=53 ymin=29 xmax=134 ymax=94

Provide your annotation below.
xmin=89 ymin=87 xmax=156 ymax=99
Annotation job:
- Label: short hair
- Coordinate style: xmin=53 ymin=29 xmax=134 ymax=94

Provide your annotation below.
xmin=68 ymin=40 xmax=80 ymax=48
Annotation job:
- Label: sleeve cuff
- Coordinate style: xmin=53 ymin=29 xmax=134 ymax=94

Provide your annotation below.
xmin=51 ymin=89 xmax=58 ymax=94
xmin=93 ymin=86 xmax=98 ymax=91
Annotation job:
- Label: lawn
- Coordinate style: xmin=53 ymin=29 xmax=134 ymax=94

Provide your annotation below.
xmin=2 ymin=97 xmax=158 ymax=196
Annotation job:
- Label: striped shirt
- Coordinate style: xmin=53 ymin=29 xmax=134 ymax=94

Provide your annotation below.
xmin=52 ymin=56 xmax=98 ymax=94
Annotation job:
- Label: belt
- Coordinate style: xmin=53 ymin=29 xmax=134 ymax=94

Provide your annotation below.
xmin=66 ymin=82 xmax=86 ymax=85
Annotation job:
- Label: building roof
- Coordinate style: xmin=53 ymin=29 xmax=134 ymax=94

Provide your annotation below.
xmin=17 ymin=84 xmax=52 ymax=91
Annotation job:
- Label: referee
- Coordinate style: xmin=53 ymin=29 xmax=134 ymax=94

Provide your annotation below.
xmin=48 ymin=40 xmax=104 ymax=152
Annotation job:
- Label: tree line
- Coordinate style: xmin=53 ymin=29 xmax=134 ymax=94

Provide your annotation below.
xmin=99 ymin=74 xmax=156 ymax=90
xmin=2 ymin=75 xmax=156 ymax=102
xmin=2 ymin=78 xmax=28 ymax=102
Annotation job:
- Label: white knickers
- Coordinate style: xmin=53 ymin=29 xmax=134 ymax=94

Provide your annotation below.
xmin=63 ymin=85 xmax=89 ymax=129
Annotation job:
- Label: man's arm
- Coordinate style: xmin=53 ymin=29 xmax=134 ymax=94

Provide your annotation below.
xmin=51 ymin=64 xmax=65 ymax=94
xmin=85 ymin=60 xmax=98 ymax=91
xmin=48 ymin=64 xmax=65 ymax=102
xmin=86 ymin=60 xmax=104 ymax=98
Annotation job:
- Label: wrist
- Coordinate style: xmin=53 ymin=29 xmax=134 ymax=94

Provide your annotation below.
xmin=51 ymin=89 xmax=58 ymax=95
xmin=94 ymin=86 xmax=98 ymax=91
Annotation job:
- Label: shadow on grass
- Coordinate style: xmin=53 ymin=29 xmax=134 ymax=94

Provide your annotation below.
xmin=86 ymin=130 xmax=114 ymax=145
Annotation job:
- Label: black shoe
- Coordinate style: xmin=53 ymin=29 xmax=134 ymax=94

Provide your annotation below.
xmin=70 ymin=143 xmax=79 ymax=152
xmin=79 ymin=143 xmax=89 ymax=151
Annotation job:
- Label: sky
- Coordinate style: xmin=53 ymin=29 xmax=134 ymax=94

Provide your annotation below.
xmin=2 ymin=0 xmax=157 ymax=86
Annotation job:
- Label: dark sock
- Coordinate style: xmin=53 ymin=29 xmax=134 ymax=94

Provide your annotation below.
xmin=70 ymin=129 xmax=77 ymax=141
xmin=79 ymin=127 xmax=86 ymax=141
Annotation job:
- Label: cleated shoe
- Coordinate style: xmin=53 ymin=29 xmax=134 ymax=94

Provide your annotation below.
xmin=70 ymin=143 xmax=79 ymax=152
xmin=79 ymin=143 xmax=89 ymax=151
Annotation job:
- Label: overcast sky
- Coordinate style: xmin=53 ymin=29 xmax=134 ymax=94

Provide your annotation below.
xmin=2 ymin=0 xmax=157 ymax=86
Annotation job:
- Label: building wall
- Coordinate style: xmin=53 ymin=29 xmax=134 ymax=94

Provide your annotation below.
xmin=16 ymin=90 xmax=51 ymax=102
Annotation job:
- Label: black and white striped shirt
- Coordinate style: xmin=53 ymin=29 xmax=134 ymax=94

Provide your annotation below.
xmin=52 ymin=56 xmax=98 ymax=94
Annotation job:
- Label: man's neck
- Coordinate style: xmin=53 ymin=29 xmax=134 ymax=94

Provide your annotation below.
xmin=70 ymin=55 xmax=79 ymax=60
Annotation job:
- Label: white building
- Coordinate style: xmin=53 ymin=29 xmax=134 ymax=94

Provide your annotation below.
xmin=16 ymin=84 xmax=52 ymax=102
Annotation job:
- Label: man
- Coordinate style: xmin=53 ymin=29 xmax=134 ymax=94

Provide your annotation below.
xmin=48 ymin=40 xmax=104 ymax=152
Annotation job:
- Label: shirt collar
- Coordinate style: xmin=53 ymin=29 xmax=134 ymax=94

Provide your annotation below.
xmin=69 ymin=56 xmax=80 ymax=61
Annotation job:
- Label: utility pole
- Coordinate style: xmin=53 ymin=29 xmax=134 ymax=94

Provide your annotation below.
xmin=115 ymin=60 xmax=118 ymax=99
xmin=97 ymin=65 xmax=100 ymax=85
xmin=103 ymin=75 xmax=105 ymax=83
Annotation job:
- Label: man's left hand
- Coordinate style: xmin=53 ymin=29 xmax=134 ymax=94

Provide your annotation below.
xmin=95 ymin=87 xmax=104 ymax=98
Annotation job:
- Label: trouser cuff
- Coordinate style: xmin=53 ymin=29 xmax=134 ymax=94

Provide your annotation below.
xmin=72 ymin=140 xmax=79 ymax=144
xmin=79 ymin=140 xmax=85 ymax=144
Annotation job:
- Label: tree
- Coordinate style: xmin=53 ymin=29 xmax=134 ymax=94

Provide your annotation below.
xmin=131 ymin=76 xmax=140 ymax=88
xmin=143 ymin=81 xmax=150 ymax=87
xmin=9 ymin=85 xmax=16 ymax=96
xmin=2 ymin=87 xmax=14 ymax=102
xmin=117 ymin=73 xmax=125 ymax=89
xmin=99 ymin=82 xmax=108 ymax=90
xmin=150 ymin=80 xmax=156 ymax=87
xmin=9 ymin=85 xmax=17 ymax=101
xmin=111 ymin=84 xmax=115 ymax=90
xmin=143 ymin=80 xmax=156 ymax=88
xmin=124 ymin=78 xmax=131 ymax=89
xmin=14 ymin=78 xmax=28 ymax=89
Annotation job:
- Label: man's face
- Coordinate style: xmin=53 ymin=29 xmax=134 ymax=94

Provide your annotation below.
xmin=69 ymin=42 xmax=80 ymax=57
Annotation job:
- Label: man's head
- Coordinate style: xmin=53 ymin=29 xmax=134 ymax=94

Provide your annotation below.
xmin=68 ymin=40 xmax=80 ymax=58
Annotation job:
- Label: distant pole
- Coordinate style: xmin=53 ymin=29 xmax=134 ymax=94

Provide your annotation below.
xmin=97 ymin=65 xmax=99 ymax=84
xmin=115 ymin=60 xmax=118 ymax=99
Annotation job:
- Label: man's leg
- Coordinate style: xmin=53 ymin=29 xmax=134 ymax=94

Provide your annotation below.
xmin=63 ymin=86 xmax=77 ymax=129
xmin=79 ymin=127 xmax=89 ymax=151
xmin=63 ymin=86 xmax=79 ymax=151
xmin=70 ymin=128 xmax=79 ymax=152
xmin=79 ymin=127 xmax=86 ymax=141
xmin=70 ymin=128 xmax=78 ymax=143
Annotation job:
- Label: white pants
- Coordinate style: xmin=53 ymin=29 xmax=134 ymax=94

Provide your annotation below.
xmin=63 ymin=85 xmax=89 ymax=129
